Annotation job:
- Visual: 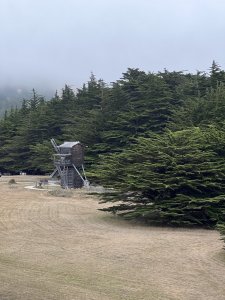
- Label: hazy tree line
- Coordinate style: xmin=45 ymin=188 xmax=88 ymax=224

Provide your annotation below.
xmin=0 ymin=86 xmax=54 ymax=116
xmin=0 ymin=87 xmax=27 ymax=115
xmin=0 ymin=61 xmax=225 ymax=241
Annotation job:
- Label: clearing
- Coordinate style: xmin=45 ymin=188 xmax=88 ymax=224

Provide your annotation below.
xmin=0 ymin=176 xmax=225 ymax=300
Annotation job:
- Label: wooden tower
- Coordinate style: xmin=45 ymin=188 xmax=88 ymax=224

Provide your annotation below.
xmin=50 ymin=139 xmax=88 ymax=189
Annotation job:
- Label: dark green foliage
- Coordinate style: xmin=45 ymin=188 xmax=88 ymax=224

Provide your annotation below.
xmin=2 ymin=64 xmax=225 ymax=239
xmin=169 ymin=83 xmax=225 ymax=130
xmin=209 ymin=61 xmax=225 ymax=88
xmin=96 ymin=128 xmax=225 ymax=227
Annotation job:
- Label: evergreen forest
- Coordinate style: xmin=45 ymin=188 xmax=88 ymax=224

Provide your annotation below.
xmin=1 ymin=61 xmax=225 ymax=242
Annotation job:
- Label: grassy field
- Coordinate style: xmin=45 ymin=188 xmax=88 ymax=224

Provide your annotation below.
xmin=0 ymin=176 xmax=225 ymax=300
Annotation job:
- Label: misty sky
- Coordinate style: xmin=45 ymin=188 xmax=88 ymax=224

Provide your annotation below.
xmin=1 ymin=0 xmax=225 ymax=91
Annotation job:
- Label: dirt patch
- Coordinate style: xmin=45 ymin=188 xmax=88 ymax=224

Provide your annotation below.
xmin=0 ymin=176 xmax=225 ymax=300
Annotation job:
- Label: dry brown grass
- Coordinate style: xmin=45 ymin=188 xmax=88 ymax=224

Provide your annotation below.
xmin=0 ymin=175 xmax=225 ymax=300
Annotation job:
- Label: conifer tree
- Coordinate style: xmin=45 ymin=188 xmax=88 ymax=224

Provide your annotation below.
xmin=209 ymin=60 xmax=225 ymax=88
xmin=98 ymin=127 xmax=225 ymax=227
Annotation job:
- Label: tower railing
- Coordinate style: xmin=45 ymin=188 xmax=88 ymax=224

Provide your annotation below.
xmin=53 ymin=154 xmax=71 ymax=166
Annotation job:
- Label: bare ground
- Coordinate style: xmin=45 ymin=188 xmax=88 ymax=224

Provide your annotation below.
xmin=0 ymin=176 xmax=225 ymax=300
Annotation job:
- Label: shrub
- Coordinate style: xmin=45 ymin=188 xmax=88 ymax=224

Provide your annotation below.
xmin=8 ymin=178 xmax=16 ymax=185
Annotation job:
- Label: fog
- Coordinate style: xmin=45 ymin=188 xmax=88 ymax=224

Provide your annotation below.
xmin=1 ymin=0 xmax=225 ymax=92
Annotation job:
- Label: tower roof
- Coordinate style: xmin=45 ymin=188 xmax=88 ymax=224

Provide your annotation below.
xmin=59 ymin=141 xmax=80 ymax=148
